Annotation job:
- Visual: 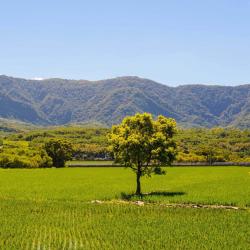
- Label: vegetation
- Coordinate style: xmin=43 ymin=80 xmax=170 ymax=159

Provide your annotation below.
xmin=0 ymin=140 xmax=52 ymax=168
xmin=1 ymin=124 xmax=249 ymax=167
xmin=108 ymin=113 xmax=177 ymax=195
xmin=1 ymin=75 xmax=250 ymax=128
xmin=0 ymin=127 xmax=110 ymax=168
xmin=175 ymin=127 xmax=250 ymax=163
xmin=0 ymin=167 xmax=249 ymax=249
xmin=0 ymin=200 xmax=248 ymax=250
xmin=0 ymin=79 xmax=249 ymax=249
xmin=45 ymin=139 xmax=73 ymax=167
xmin=0 ymin=167 xmax=248 ymax=207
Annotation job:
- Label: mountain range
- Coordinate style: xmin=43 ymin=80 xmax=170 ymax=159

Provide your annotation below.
xmin=0 ymin=75 xmax=250 ymax=128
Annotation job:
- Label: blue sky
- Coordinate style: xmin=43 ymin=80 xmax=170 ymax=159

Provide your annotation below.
xmin=1 ymin=0 xmax=250 ymax=85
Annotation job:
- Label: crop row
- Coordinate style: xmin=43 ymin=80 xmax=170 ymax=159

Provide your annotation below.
xmin=0 ymin=200 xmax=249 ymax=249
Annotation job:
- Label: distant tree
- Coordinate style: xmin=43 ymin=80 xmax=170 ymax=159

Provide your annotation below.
xmin=198 ymin=144 xmax=218 ymax=165
xmin=45 ymin=139 xmax=73 ymax=167
xmin=108 ymin=113 xmax=177 ymax=195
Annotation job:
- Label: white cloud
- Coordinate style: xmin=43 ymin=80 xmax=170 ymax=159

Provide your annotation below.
xmin=31 ymin=77 xmax=44 ymax=81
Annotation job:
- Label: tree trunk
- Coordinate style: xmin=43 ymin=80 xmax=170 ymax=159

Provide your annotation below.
xmin=136 ymin=167 xmax=141 ymax=195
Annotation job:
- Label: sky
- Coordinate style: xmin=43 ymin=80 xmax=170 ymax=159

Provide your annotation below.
xmin=1 ymin=0 xmax=250 ymax=86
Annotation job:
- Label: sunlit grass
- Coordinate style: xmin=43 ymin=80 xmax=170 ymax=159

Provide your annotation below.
xmin=0 ymin=167 xmax=249 ymax=207
xmin=0 ymin=167 xmax=249 ymax=249
xmin=0 ymin=200 xmax=249 ymax=250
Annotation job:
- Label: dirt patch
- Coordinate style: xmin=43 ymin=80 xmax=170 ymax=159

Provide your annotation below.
xmin=90 ymin=199 xmax=246 ymax=210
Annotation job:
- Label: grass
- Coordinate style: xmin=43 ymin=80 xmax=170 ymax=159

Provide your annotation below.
xmin=0 ymin=167 xmax=249 ymax=249
xmin=0 ymin=167 xmax=249 ymax=207
xmin=0 ymin=200 xmax=249 ymax=250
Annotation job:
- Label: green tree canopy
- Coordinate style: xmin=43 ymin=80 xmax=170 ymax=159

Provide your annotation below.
xmin=108 ymin=113 xmax=177 ymax=195
xmin=45 ymin=139 xmax=73 ymax=168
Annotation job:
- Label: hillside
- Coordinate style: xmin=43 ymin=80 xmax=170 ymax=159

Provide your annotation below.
xmin=0 ymin=75 xmax=250 ymax=128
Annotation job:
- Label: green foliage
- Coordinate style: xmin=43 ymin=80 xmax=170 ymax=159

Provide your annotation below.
xmin=45 ymin=139 xmax=73 ymax=167
xmin=11 ymin=126 xmax=109 ymax=145
xmin=0 ymin=153 xmax=51 ymax=169
xmin=176 ymin=127 xmax=250 ymax=163
xmin=74 ymin=144 xmax=109 ymax=160
xmin=1 ymin=125 xmax=250 ymax=167
xmin=0 ymin=127 xmax=110 ymax=168
xmin=0 ymin=140 xmax=52 ymax=168
xmin=108 ymin=113 xmax=177 ymax=194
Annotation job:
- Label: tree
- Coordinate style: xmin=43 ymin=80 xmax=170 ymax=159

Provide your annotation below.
xmin=44 ymin=139 xmax=73 ymax=167
xmin=108 ymin=113 xmax=177 ymax=195
xmin=198 ymin=143 xmax=218 ymax=165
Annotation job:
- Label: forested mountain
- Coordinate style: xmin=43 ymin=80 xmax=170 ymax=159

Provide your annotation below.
xmin=0 ymin=75 xmax=250 ymax=128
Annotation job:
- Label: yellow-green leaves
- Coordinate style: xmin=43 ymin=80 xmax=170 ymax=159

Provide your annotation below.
xmin=108 ymin=113 xmax=177 ymax=174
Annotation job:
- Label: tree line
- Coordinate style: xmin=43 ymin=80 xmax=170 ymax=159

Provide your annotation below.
xmin=0 ymin=117 xmax=250 ymax=169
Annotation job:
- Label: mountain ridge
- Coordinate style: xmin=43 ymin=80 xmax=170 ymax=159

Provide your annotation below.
xmin=3 ymin=74 xmax=250 ymax=87
xmin=0 ymin=75 xmax=250 ymax=128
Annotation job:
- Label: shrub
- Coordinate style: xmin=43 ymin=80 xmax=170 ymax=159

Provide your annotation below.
xmin=0 ymin=150 xmax=52 ymax=169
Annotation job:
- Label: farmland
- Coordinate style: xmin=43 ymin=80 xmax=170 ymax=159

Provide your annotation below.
xmin=0 ymin=167 xmax=249 ymax=249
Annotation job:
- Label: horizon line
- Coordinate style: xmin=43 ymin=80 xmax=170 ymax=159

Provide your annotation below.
xmin=0 ymin=74 xmax=250 ymax=88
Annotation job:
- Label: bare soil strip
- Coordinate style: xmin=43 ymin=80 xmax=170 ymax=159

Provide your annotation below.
xmin=90 ymin=199 xmax=247 ymax=210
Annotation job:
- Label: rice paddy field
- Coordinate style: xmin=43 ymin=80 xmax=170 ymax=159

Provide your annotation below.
xmin=0 ymin=166 xmax=249 ymax=249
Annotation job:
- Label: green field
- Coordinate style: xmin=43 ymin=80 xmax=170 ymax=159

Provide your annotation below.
xmin=67 ymin=160 xmax=114 ymax=166
xmin=0 ymin=167 xmax=249 ymax=249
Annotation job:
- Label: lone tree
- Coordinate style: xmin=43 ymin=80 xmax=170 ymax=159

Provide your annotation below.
xmin=108 ymin=113 xmax=177 ymax=195
xmin=45 ymin=139 xmax=73 ymax=167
